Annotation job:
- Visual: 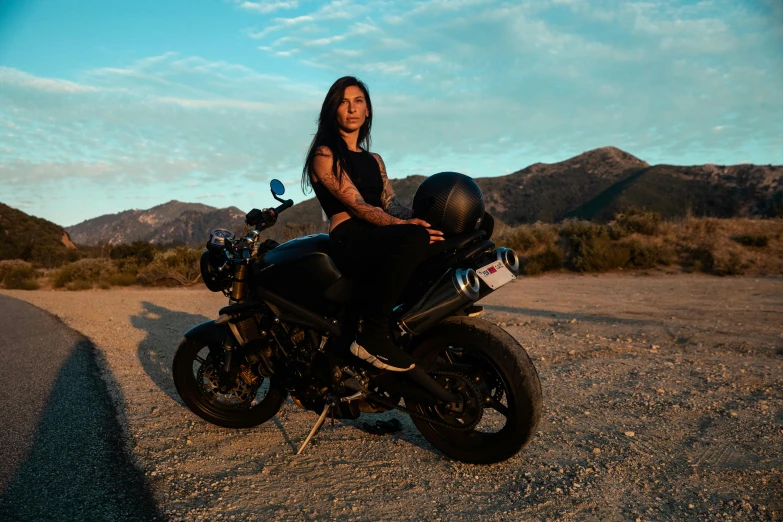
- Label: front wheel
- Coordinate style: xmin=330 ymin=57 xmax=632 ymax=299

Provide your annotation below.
xmin=172 ymin=338 xmax=287 ymax=429
xmin=408 ymin=317 xmax=542 ymax=464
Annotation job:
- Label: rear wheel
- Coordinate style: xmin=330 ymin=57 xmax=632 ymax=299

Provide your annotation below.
xmin=407 ymin=317 xmax=542 ymax=464
xmin=172 ymin=338 xmax=287 ymax=428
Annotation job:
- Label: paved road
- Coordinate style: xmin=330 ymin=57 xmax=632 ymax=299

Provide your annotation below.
xmin=0 ymin=294 xmax=160 ymax=521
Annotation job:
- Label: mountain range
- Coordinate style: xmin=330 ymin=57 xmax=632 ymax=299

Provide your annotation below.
xmin=51 ymin=146 xmax=783 ymax=246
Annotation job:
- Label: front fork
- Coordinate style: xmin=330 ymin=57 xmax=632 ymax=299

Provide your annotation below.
xmin=218 ymin=263 xmax=248 ymax=389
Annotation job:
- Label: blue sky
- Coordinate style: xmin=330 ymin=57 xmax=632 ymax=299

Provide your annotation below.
xmin=1 ymin=0 xmax=781 ymax=227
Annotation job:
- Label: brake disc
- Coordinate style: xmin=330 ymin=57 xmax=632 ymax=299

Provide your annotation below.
xmin=197 ymin=362 xmax=257 ymax=409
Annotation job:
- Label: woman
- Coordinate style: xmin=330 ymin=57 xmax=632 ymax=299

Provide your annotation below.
xmin=302 ymin=76 xmax=444 ymax=372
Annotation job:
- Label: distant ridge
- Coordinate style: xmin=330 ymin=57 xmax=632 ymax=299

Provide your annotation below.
xmin=67 ymin=200 xmax=219 ymax=245
xmin=64 ymin=147 xmax=783 ymax=246
xmin=0 ymin=202 xmax=78 ymax=266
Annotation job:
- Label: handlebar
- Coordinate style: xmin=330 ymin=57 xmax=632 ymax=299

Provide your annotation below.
xmin=273 ymin=199 xmax=294 ymax=214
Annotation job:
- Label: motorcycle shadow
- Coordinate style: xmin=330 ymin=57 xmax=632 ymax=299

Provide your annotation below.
xmin=130 ymin=301 xmax=210 ymax=405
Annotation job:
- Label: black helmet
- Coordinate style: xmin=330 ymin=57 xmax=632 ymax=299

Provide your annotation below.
xmin=412 ymin=172 xmax=485 ymax=236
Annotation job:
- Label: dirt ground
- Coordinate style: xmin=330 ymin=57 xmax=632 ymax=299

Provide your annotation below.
xmin=2 ymin=273 xmax=781 ymax=521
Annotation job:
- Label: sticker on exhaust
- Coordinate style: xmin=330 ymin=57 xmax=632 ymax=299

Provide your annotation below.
xmin=476 ymin=260 xmax=515 ymax=290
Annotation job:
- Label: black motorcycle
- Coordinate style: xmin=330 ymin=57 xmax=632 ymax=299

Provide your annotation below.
xmin=173 ymin=179 xmax=542 ymax=464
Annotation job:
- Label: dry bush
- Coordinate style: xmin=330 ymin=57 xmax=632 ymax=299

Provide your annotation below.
xmin=610 ymin=208 xmax=662 ymax=238
xmin=66 ymin=280 xmax=93 ymax=291
xmin=616 ymin=235 xmax=676 ymax=269
xmin=559 ymin=219 xmax=630 ymax=272
xmin=667 ymin=217 xmax=783 ymax=276
xmin=52 ymin=258 xmax=116 ymax=288
xmin=137 ymin=246 xmax=202 ymax=286
xmin=108 ymin=273 xmax=138 ymax=286
xmin=732 ymin=234 xmax=769 ymax=247
xmin=494 ymin=222 xmax=563 ymax=275
xmin=494 ymin=215 xmax=782 ymax=276
xmin=0 ymin=260 xmax=40 ymax=290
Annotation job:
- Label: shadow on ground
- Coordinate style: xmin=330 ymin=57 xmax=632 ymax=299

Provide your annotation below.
xmin=0 ymin=339 xmax=160 ymax=521
xmin=483 ymin=303 xmax=657 ymax=326
xmin=131 ymin=301 xmax=210 ymax=403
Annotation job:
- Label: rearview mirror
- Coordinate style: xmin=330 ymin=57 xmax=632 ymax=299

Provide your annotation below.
xmin=270 ymin=179 xmax=285 ymax=196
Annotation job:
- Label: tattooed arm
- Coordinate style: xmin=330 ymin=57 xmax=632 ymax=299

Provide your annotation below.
xmin=373 ymin=153 xmax=413 ymax=219
xmin=311 ymin=146 xmax=406 ymax=227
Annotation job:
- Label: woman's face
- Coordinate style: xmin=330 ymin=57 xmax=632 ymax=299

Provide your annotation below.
xmin=335 ymin=85 xmax=369 ymax=134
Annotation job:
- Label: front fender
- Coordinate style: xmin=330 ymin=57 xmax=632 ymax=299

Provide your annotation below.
xmin=184 ymin=320 xmax=228 ymax=349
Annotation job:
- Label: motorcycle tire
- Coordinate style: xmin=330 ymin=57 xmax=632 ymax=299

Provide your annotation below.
xmin=407 ymin=316 xmax=542 ymax=464
xmin=172 ymin=337 xmax=287 ymax=429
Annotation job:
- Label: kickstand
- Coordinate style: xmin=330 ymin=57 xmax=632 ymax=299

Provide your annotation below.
xmin=296 ymin=402 xmax=332 ymax=455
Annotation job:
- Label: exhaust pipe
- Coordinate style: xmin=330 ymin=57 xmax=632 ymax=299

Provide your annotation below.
xmin=399 ymin=268 xmax=480 ymax=335
xmin=495 ymin=247 xmax=520 ymax=275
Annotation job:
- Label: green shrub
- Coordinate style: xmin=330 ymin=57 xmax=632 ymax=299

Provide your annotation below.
xmin=66 ymin=280 xmax=93 ymax=291
xmin=559 ymin=220 xmax=630 ymax=272
xmin=12 ymin=279 xmax=40 ymax=290
xmin=680 ymin=244 xmax=745 ymax=276
xmin=610 ymin=207 xmax=661 ymax=238
xmin=98 ymin=280 xmax=111 ymax=290
xmin=732 ymin=234 xmax=769 ymax=247
xmin=137 ymin=247 xmax=202 ymax=286
xmin=521 ymin=245 xmax=564 ymax=275
xmin=0 ymin=260 xmax=39 ymax=289
xmin=108 ymin=273 xmax=137 ymax=286
xmin=52 ymin=258 xmax=116 ymax=288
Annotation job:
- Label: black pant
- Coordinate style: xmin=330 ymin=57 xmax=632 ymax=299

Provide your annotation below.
xmin=329 ymin=219 xmax=431 ymax=336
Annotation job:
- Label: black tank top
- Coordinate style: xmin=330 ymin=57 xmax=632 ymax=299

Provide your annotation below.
xmin=311 ymin=149 xmax=383 ymax=218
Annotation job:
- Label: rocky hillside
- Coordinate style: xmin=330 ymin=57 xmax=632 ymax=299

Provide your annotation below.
xmin=478 ymin=146 xmax=652 ymax=223
xmin=67 ymin=201 xmax=224 ymax=245
xmin=65 ymin=147 xmax=783 ymax=246
xmin=568 ymin=162 xmax=783 ymax=222
xmin=0 ymin=203 xmax=78 ymax=267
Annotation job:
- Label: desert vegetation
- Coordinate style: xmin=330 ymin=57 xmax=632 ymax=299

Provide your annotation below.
xmin=1 ymin=211 xmax=781 ymax=291
xmin=494 ymin=209 xmax=783 ymax=276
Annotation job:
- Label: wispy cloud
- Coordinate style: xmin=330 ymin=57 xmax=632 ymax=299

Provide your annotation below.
xmin=0 ymin=67 xmax=98 ymax=93
xmin=236 ymin=0 xmax=299 ymax=14
xmin=2 ymin=0 xmax=781 ymax=226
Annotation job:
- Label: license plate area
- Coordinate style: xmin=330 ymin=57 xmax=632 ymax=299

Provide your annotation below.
xmin=476 ymin=260 xmax=515 ymax=290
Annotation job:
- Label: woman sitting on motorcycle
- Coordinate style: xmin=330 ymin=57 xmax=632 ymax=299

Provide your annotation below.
xmin=301 ymin=76 xmax=444 ymax=372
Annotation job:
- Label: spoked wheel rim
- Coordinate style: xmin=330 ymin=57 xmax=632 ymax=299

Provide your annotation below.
xmin=415 ymin=343 xmax=516 ymax=447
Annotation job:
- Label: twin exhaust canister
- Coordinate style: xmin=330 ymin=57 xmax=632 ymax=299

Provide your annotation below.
xmin=399 ymin=268 xmax=480 ymax=335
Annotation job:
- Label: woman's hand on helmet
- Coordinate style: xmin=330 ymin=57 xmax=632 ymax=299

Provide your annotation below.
xmin=406 ymin=218 xmax=445 ymax=244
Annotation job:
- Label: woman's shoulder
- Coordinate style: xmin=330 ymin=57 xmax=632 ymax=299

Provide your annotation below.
xmin=314 ymin=145 xmax=334 ymax=158
xmin=369 ymin=152 xmax=386 ymax=171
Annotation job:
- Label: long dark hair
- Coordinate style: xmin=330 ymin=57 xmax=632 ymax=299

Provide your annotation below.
xmin=301 ymin=76 xmax=373 ymax=193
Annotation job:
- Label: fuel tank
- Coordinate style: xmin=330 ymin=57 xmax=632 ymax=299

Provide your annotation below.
xmin=252 ymin=234 xmax=350 ymax=312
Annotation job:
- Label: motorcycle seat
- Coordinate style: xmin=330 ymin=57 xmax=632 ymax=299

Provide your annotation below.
xmin=423 ymin=229 xmax=486 ymax=260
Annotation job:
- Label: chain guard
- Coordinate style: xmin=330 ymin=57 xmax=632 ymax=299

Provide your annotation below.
xmin=365 ymin=371 xmax=484 ymax=432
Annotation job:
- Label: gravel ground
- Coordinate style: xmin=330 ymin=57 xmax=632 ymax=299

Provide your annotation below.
xmin=2 ymin=273 xmax=781 ymax=521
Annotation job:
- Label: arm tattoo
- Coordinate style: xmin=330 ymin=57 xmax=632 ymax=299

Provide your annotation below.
xmin=313 ymin=147 xmax=405 ymax=227
xmin=375 ymin=154 xmax=413 ymax=219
